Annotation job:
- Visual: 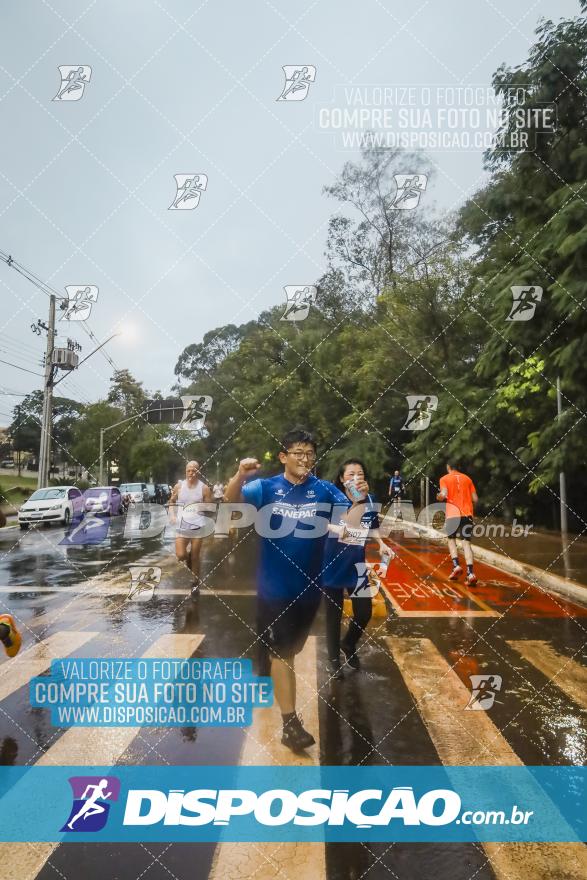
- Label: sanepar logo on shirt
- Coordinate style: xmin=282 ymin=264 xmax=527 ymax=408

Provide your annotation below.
xmin=123 ymin=786 xmax=461 ymax=827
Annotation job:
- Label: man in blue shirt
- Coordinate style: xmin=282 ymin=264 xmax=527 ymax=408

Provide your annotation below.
xmin=388 ymin=469 xmax=404 ymax=499
xmin=224 ymin=428 xmax=350 ymax=752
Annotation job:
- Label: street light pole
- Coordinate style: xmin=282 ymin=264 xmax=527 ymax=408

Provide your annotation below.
xmin=38 ymin=294 xmax=56 ymax=488
xmin=99 ymin=427 xmax=104 ymax=484
xmin=99 ymin=413 xmax=143 ymax=485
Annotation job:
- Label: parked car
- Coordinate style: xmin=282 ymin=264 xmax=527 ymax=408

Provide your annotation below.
xmin=119 ymin=482 xmax=149 ymax=504
xmin=18 ymin=486 xmax=84 ymax=529
xmin=0 ymin=460 xmax=15 ymax=469
xmin=82 ymin=486 xmax=123 ymax=516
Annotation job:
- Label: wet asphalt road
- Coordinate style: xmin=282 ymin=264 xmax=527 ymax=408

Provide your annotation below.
xmin=0 ymin=514 xmax=586 ymax=880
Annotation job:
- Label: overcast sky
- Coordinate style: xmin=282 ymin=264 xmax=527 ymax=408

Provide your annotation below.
xmin=0 ymin=0 xmax=580 ymax=423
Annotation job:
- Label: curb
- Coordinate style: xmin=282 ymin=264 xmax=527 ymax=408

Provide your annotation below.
xmin=404 ymin=520 xmax=587 ymax=608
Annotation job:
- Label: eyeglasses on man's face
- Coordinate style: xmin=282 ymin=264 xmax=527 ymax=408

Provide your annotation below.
xmin=287 ymin=449 xmax=316 ymax=462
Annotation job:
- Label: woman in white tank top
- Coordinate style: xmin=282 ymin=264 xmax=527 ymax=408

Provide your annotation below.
xmin=169 ymin=461 xmax=213 ymax=594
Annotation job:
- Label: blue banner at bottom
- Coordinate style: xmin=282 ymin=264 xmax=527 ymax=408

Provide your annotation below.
xmin=0 ymin=766 xmax=584 ymax=842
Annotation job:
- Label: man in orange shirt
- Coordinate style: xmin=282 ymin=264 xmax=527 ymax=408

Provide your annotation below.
xmin=437 ymin=462 xmax=479 ymax=586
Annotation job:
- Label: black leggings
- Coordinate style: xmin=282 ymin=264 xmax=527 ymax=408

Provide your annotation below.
xmin=324 ymin=588 xmax=372 ymax=662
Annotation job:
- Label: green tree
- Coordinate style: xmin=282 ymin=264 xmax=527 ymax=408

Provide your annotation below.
xmin=70 ymin=402 xmax=124 ymax=479
xmin=455 ymin=4 xmax=587 ymax=524
xmin=107 ymin=369 xmax=146 ymax=414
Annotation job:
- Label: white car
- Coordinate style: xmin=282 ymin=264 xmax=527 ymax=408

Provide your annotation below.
xmin=119 ymin=482 xmax=149 ymax=504
xmin=18 ymin=486 xmax=84 ymax=529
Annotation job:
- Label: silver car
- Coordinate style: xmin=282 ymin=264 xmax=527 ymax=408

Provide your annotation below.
xmin=119 ymin=482 xmax=149 ymax=504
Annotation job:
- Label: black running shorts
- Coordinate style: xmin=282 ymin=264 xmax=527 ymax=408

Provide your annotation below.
xmin=257 ymin=594 xmax=321 ymax=665
xmin=444 ymin=515 xmax=474 ymax=540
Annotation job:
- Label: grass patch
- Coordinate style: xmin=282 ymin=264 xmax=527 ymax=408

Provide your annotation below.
xmin=0 ymin=475 xmax=38 ymax=512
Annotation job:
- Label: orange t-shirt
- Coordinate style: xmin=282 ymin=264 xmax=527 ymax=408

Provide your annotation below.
xmin=439 ymin=471 xmax=476 ymax=518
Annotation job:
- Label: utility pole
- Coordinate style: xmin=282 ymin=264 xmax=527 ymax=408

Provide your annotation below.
xmin=38 ymin=295 xmax=56 ymax=488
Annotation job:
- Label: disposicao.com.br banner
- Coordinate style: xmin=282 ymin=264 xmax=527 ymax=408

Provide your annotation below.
xmin=0 ymin=766 xmax=584 ymax=843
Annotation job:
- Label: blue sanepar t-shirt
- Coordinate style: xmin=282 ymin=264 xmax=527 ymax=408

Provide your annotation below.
xmin=242 ymin=473 xmax=348 ymax=601
xmin=322 ymin=496 xmax=380 ymax=589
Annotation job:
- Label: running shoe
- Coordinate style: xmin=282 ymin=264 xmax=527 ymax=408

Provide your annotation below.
xmin=466 ymin=573 xmax=478 ymax=587
xmin=281 ymin=714 xmax=315 ymax=752
xmin=448 ymin=565 xmax=463 ymax=581
xmin=327 ymin=659 xmax=344 ymax=681
xmin=340 ymin=642 xmax=360 ymax=670
xmin=0 ymin=614 xmax=22 ymax=658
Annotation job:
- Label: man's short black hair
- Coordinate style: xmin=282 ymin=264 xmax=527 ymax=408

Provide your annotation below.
xmin=447 ymin=461 xmax=461 ymax=470
xmin=280 ymin=427 xmax=317 ymax=453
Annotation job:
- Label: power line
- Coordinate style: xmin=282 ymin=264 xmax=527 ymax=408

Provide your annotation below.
xmin=0 ymin=332 xmax=44 ymax=356
xmin=0 ymin=248 xmax=119 ymax=374
xmin=0 ymin=357 xmax=42 ymax=376
xmin=0 ymin=250 xmax=66 ymax=301
xmin=0 ymin=346 xmax=44 ymax=367
xmin=79 ymin=320 xmax=118 ymax=371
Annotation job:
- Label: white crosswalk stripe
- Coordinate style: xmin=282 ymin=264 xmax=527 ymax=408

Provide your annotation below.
xmin=1 ymin=632 xmax=204 ymax=880
xmin=208 ymin=636 xmax=325 ymax=880
xmin=1 ymin=627 xmax=586 ymax=880
xmin=0 ymin=631 xmax=98 ymax=702
xmin=385 ymin=636 xmax=587 ymax=880
xmin=508 ymin=639 xmax=587 ymax=710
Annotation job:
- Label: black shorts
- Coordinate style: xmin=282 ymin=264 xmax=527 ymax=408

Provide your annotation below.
xmin=445 ymin=515 xmax=474 ymax=540
xmin=257 ymin=595 xmax=321 ymax=668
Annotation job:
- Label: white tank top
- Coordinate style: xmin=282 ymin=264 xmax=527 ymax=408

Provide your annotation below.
xmin=177 ymin=479 xmax=206 ymax=529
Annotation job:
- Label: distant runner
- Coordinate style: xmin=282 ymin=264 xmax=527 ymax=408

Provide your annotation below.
xmin=437 ymin=462 xmax=479 ymax=586
xmin=388 ymin=469 xmax=405 ymax=518
xmin=224 ymin=428 xmax=349 ymax=753
xmin=212 ymin=481 xmax=225 ymax=501
xmin=169 ymin=461 xmax=213 ymax=597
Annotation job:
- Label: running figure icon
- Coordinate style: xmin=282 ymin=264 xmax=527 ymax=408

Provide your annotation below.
xmin=127 ymin=566 xmax=161 ymax=601
xmin=169 ymin=174 xmax=208 ymax=210
xmin=276 ymin=65 xmax=316 ymax=101
xmin=53 ymin=66 xmax=92 ymax=101
xmin=67 ymin=779 xmax=112 ymax=830
xmin=61 ymin=286 xmax=99 ymax=322
xmin=507 ymin=285 xmax=543 ymax=321
xmin=402 ymin=395 xmax=438 ymax=431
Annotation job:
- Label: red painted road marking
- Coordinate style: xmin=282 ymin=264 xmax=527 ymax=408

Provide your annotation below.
xmin=373 ymin=537 xmax=587 ymax=617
